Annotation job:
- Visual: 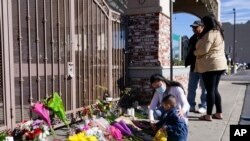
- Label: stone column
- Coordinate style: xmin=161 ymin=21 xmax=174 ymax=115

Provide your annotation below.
xmin=125 ymin=0 xmax=173 ymax=104
xmin=122 ymin=0 xmax=217 ymax=104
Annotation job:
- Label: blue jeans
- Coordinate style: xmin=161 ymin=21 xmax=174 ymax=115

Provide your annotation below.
xmin=187 ymin=71 xmax=207 ymax=109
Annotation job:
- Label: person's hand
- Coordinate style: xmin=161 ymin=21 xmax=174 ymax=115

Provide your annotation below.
xmin=150 ymin=123 xmax=157 ymax=131
xmin=161 ymin=127 xmax=166 ymax=131
xmin=177 ymin=109 xmax=184 ymax=117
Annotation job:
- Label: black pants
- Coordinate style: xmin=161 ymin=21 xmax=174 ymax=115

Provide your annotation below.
xmin=202 ymin=70 xmax=224 ymax=115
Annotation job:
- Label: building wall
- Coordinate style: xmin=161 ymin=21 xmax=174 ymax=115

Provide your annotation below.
xmin=174 ymin=0 xmax=219 ymax=19
xmin=127 ymin=13 xmax=161 ymax=67
xmin=125 ymin=0 xmax=170 ymax=16
xmin=127 ymin=13 xmax=170 ymax=67
xmin=223 ymin=21 xmax=250 ymax=63
xmin=123 ymin=0 xmax=219 ymax=105
xmin=159 ymin=13 xmax=171 ymax=66
xmin=126 ymin=12 xmax=189 ymax=105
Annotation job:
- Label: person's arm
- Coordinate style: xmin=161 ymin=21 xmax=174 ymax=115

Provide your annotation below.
xmin=171 ymin=87 xmax=190 ymax=115
xmin=194 ymin=31 xmax=214 ymax=56
xmin=178 ymin=87 xmax=190 ymax=115
xmin=162 ymin=112 xmax=178 ymax=132
xmin=163 ymin=124 xmax=178 ymax=132
xmin=156 ymin=116 xmax=167 ymax=128
xmin=148 ymin=92 xmax=159 ymax=120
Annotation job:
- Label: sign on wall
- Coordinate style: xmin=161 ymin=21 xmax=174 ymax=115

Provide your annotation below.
xmin=172 ymin=33 xmax=182 ymax=60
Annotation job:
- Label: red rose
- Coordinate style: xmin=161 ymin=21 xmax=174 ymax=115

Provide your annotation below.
xmin=33 ymin=128 xmax=42 ymax=136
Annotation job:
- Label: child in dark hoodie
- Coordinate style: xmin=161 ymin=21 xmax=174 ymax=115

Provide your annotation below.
xmin=151 ymin=95 xmax=188 ymax=141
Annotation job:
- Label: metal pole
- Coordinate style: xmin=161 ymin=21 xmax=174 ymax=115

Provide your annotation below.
xmin=69 ymin=0 xmax=76 ymax=117
xmin=108 ymin=11 xmax=113 ymax=97
xmin=170 ymin=0 xmax=173 ymax=80
xmin=233 ymin=8 xmax=236 ymax=73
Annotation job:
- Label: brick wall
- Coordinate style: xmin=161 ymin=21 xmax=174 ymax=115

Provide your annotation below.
xmin=159 ymin=13 xmax=170 ymax=67
xmin=173 ymin=74 xmax=189 ymax=94
xmin=127 ymin=13 xmax=170 ymax=67
xmin=127 ymin=13 xmax=188 ymax=105
xmin=128 ymin=13 xmax=160 ymax=67
xmin=128 ymin=73 xmax=188 ymax=105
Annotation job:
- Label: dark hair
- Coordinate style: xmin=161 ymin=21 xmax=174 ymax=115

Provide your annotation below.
xmin=150 ymin=73 xmax=185 ymax=93
xmin=199 ymin=14 xmax=224 ymax=39
xmin=162 ymin=94 xmax=176 ymax=107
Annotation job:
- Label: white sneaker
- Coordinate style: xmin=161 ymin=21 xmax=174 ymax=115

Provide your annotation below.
xmin=198 ymin=107 xmax=206 ymax=114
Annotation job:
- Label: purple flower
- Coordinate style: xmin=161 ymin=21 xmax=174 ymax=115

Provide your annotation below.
xmin=32 ymin=119 xmax=44 ymax=129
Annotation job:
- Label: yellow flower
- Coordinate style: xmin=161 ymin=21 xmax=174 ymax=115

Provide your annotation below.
xmin=68 ymin=134 xmax=78 ymax=141
xmin=68 ymin=133 xmax=98 ymax=141
xmin=85 ymin=136 xmax=98 ymax=141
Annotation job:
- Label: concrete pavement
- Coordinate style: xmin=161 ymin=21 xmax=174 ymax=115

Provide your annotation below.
xmin=188 ymin=80 xmax=246 ymax=141
xmin=49 ymin=73 xmax=248 ymax=141
xmin=240 ymin=84 xmax=250 ymax=125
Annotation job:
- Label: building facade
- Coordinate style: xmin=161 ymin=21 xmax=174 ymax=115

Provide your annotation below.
xmin=0 ymin=0 xmax=125 ymax=130
xmin=0 ymin=0 xmax=219 ymax=130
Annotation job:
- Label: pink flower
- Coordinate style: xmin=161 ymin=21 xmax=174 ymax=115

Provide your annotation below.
xmin=109 ymin=126 xmax=123 ymax=141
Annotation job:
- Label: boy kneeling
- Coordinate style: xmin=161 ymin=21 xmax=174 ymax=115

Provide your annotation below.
xmin=151 ymin=95 xmax=188 ymax=141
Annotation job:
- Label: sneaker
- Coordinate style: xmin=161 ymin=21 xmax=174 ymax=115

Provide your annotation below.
xmin=198 ymin=107 xmax=207 ymax=114
xmin=189 ymin=107 xmax=196 ymax=112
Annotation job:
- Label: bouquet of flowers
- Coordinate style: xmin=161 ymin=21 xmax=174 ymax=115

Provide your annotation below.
xmin=43 ymin=92 xmax=69 ymax=127
xmin=12 ymin=120 xmax=50 ymax=141
xmin=82 ymin=106 xmax=94 ymax=119
xmin=0 ymin=130 xmax=10 ymax=141
xmin=85 ymin=127 xmax=106 ymax=141
xmin=74 ymin=119 xmax=107 ymax=141
xmin=31 ymin=102 xmax=56 ymax=138
xmin=80 ymin=99 xmax=120 ymax=123
xmin=68 ymin=131 xmax=98 ymax=141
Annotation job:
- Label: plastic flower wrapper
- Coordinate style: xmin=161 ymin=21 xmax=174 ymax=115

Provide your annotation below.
xmin=44 ymin=92 xmax=69 ymax=128
xmin=85 ymin=127 xmax=106 ymax=141
xmin=108 ymin=126 xmax=123 ymax=141
xmin=20 ymin=120 xmax=33 ymax=132
xmin=32 ymin=119 xmax=44 ymax=129
xmin=153 ymin=128 xmax=167 ymax=141
xmin=38 ymin=125 xmax=50 ymax=141
xmin=31 ymin=102 xmax=51 ymax=126
xmin=31 ymin=102 xmax=56 ymax=137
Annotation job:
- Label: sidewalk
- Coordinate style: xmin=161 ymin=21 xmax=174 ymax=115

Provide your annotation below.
xmin=188 ymin=80 xmax=246 ymax=141
xmin=49 ymin=80 xmax=246 ymax=141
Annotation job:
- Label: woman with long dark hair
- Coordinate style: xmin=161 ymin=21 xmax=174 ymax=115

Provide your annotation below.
xmin=148 ymin=74 xmax=190 ymax=123
xmin=194 ymin=15 xmax=227 ymax=121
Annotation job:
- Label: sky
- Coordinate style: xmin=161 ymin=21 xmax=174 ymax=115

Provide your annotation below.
xmin=173 ymin=0 xmax=250 ymax=38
